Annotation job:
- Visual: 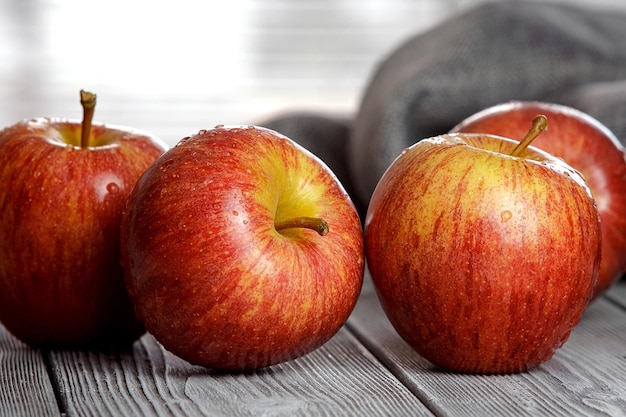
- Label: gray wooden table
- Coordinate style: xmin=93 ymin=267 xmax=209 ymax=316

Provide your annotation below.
xmin=2 ymin=271 xmax=626 ymax=417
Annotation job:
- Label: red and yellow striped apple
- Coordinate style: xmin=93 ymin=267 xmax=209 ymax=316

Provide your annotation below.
xmin=121 ymin=125 xmax=364 ymax=370
xmin=365 ymin=116 xmax=601 ymax=373
xmin=0 ymin=91 xmax=166 ymax=348
xmin=451 ymin=101 xmax=626 ymax=299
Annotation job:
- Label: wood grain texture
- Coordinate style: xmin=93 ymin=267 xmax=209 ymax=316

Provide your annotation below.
xmin=46 ymin=328 xmax=433 ymax=417
xmin=347 ymin=276 xmax=626 ymax=417
xmin=0 ymin=325 xmax=61 ymax=417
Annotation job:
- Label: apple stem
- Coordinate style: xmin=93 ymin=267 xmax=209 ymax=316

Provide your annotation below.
xmin=80 ymin=90 xmax=97 ymax=148
xmin=510 ymin=114 xmax=548 ymax=157
xmin=275 ymin=217 xmax=329 ymax=236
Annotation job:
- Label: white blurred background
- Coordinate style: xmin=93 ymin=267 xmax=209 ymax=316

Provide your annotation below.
xmin=1 ymin=0 xmax=625 ymax=147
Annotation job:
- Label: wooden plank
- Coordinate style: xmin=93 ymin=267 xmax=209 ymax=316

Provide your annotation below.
xmin=46 ymin=326 xmax=433 ymax=417
xmin=0 ymin=325 xmax=61 ymax=417
xmin=348 ymin=274 xmax=626 ymax=416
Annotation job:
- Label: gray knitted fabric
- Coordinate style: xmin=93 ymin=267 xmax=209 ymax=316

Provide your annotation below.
xmin=348 ymin=1 xmax=626 ymax=208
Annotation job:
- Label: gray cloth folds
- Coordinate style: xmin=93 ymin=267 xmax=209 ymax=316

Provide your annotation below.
xmin=349 ymin=1 xmax=626 ymax=208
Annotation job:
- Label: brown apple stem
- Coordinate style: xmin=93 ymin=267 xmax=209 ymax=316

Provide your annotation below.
xmin=510 ymin=114 xmax=548 ymax=157
xmin=275 ymin=217 xmax=329 ymax=236
xmin=80 ymin=90 xmax=97 ymax=148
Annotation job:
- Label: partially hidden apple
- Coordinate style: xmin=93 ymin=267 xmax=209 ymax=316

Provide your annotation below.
xmin=365 ymin=116 xmax=601 ymax=373
xmin=120 ymin=125 xmax=364 ymax=370
xmin=0 ymin=91 xmax=167 ymax=349
xmin=451 ymin=101 xmax=626 ymax=299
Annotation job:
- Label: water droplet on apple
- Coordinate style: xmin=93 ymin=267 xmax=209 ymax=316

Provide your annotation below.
xmin=500 ymin=210 xmax=513 ymax=223
xmin=175 ymin=136 xmax=193 ymax=147
xmin=106 ymin=182 xmax=120 ymax=194
xmin=232 ymin=210 xmax=239 ymax=216
xmin=159 ymin=159 xmax=174 ymax=172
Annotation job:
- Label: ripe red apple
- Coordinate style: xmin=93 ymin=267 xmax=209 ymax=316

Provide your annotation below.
xmin=121 ymin=125 xmax=364 ymax=370
xmin=0 ymin=91 xmax=166 ymax=349
xmin=451 ymin=101 xmax=626 ymax=299
xmin=365 ymin=116 xmax=601 ymax=373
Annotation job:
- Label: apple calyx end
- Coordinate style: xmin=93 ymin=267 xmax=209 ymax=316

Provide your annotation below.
xmin=275 ymin=216 xmax=329 ymax=237
xmin=509 ymin=114 xmax=548 ymax=157
xmin=80 ymin=90 xmax=97 ymax=148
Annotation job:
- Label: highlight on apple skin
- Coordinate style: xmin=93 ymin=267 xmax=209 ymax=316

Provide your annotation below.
xmin=0 ymin=91 xmax=167 ymax=349
xmin=451 ymin=101 xmax=626 ymax=300
xmin=365 ymin=118 xmax=601 ymax=374
xmin=121 ymin=125 xmax=365 ymax=371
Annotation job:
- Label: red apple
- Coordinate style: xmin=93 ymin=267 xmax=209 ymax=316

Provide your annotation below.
xmin=121 ymin=125 xmax=364 ymax=370
xmin=365 ymin=116 xmax=601 ymax=373
xmin=451 ymin=101 xmax=626 ymax=299
xmin=0 ymin=91 xmax=166 ymax=349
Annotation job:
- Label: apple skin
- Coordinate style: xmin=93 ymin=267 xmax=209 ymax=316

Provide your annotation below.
xmin=120 ymin=125 xmax=364 ymax=370
xmin=0 ymin=118 xmax=166 ymax=349
xmin=451 ymin=101 xmax=626 ymax=299
xmin=365 ymin=133 xmax=601 ymax=373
